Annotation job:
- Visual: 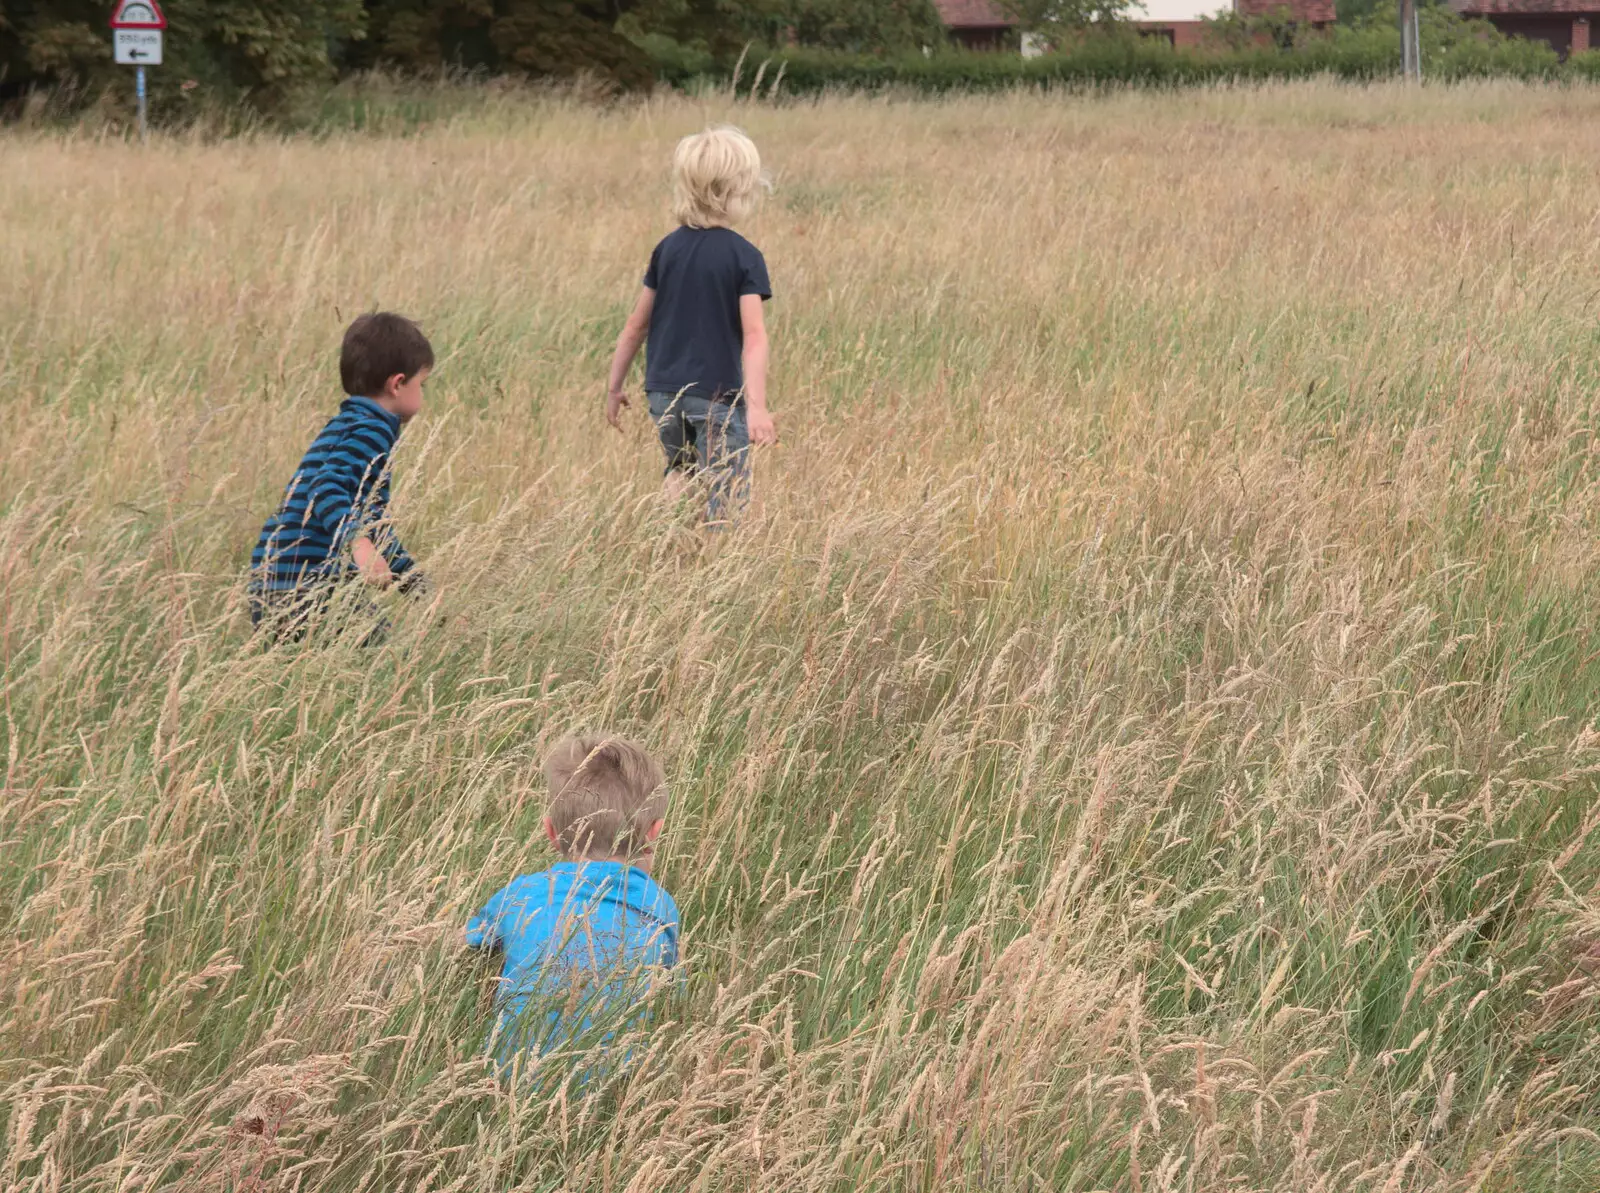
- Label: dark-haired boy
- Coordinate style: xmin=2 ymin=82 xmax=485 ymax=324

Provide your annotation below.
xmin=248 ymin=312 xmax=433 ymax=642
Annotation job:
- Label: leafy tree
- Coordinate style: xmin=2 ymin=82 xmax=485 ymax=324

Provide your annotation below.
xmin=623 ymin=0 xmax=768 ymax=58
xmin=357 ymin=0 xmax=652 ymax=87
xmin=0 ymin=0 xmax=654 ymax=113
xmin=997 ymin=0 xmax=1135 ymax=43
xmin=626 ymin=0 xmax=944 ymax=56
xmin=1203 ymin=4 xmax=1325 ymax=48
xmin=779 ymin=0 xmax=944 ymax=52
xmin=1 ymin=0 xmax=366 ymax=105
xmin=1335 ymin=0 xmax=1381 ymax=24
xmin=1347 ymin=0 xmax=1515 ymax=54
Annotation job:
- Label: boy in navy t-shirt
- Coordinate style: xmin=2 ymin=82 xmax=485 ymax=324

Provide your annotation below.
xmin=605 ymin=125 xmax=776 ymax=524
xmin=465 ymin=735 xmax=680 ymax=1070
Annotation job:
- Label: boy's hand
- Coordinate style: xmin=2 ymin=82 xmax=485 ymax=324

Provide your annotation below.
xmin=351 ymin=538 xmax=394 ymax=589
xmin=363 ymin=555 xmax=395 ymax=589
xmin=606 ymin=389 xmax=631 ymax=430
xmin=746 ymin=407 xmax=777 ymax=446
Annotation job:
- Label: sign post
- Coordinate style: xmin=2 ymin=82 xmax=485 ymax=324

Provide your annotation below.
xmin=109 ymin=0 xmax=167 ymax=140
xmin=1399 ymin=0 xmax=1421 ymax=81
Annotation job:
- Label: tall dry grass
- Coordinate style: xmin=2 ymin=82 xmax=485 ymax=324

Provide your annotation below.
xmin=3 ymin=79 xmax=1600 ymax=1191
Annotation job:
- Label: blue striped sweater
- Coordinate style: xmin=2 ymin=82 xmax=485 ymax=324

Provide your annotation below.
xmin=250 ymin=396 xmax=415 ymax=594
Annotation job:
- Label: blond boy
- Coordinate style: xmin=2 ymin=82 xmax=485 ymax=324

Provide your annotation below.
xmin=465 ymin=736 xmax=679 ymax=1064
xmin=605 ymin=125 xmax=776 ymax=523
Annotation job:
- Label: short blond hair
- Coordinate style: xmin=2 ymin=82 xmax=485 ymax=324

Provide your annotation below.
xmin=672 ymin=126 xmax=763 ymax=229
xmin=545 ymin=735 xmax=667 ymax=859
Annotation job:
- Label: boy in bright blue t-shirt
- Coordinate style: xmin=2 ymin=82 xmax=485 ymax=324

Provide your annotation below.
xmin=466 ymin=735 xmax=679 ymax=1069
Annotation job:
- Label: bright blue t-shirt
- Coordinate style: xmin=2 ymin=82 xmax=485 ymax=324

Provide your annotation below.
xmin=465 ymin=861 xmax=680 ymax=1064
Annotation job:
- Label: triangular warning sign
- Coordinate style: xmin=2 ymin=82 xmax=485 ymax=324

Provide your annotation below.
xmin=110 ymin=0 xmax=167 ymax=29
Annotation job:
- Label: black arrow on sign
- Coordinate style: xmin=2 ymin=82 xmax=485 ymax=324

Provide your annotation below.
xmin=128 ymin=48 xmax=148 ymax=59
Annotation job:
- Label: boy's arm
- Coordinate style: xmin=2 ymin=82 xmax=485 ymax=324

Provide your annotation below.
xmin=465 ymin=889 xmax=507 ymax=950
xmin=307 ymin=430 xmax=394 ymax=587
xmin=372 ymin=476 xmax=425 ymax=594
xmin=740 ymin=294 xmax=775 ymax=446
xmin=606 ymin=287 xmax=655 ymax=430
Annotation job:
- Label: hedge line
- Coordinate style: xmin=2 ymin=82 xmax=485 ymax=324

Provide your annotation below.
xmin=642 ymin=29 xmax=1600 ymax=93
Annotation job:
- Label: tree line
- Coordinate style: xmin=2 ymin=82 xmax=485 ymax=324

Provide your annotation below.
xmin=1 ymin=0 xmax=962 ymax=106
xmin=0 ymin=0 xmax=1565 ymax=116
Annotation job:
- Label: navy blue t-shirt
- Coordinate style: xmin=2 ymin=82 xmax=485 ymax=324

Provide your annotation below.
xmin=643 ymin=226 xmax=771 ymax=404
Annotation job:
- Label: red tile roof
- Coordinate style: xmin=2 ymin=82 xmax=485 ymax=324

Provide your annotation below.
xmin=933 ymin=0 xmax=1017 ymax=29
xmin=1455 ymin=0 xmax=1599 ymax=11
xmin=1235 ymin=0 xmax=1337 ymax=20
xmin=936 ymin=0 xmax=1342 ymax=26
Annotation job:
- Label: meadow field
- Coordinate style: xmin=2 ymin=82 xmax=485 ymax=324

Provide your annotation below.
xmin=4 ymin=79 xmax=1600 ymax=1191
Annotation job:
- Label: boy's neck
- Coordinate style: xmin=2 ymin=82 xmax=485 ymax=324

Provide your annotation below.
xmin=563 ymin=851 xmax=652 ymax=874
xmin=358 ymin=393 xmax=405 ymax=418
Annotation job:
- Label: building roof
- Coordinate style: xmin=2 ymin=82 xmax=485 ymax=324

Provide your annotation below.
xmin=933 ymin=0 xmax=1017 ymax=29
xmin=1452 ymin=0 xmax=1597 ymax=11
xmin=935 ymin=0 xmax=1342 ymax=28
xmin=1234 ymin=0 xmax=1336 ymax=21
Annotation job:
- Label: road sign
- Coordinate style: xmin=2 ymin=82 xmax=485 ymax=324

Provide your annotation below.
xmin=109 ymin=0 xmax=165 ymax=142
xmin=114 ymin=29 xmax=163 ymax=65
xmin=110 ymin=0 xmax=167 ymax=29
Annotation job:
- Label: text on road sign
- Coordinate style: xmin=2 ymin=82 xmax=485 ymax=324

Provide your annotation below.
xmin=114 ymin=29 xmax=163 ymax=65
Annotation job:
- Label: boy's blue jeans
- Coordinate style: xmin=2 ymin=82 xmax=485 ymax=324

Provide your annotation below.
xmin=646 ymin=392 xmax=751 ymax=524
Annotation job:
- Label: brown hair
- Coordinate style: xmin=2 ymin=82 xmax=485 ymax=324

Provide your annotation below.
xmin=339 ymin=312 xmax=434 ymax=398
xmin=545 ymin=735 xmax=667 ymax=859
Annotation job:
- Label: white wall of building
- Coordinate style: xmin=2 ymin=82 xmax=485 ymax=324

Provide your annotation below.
xmin=1133 ymin=0 xmax=1227 ymax=20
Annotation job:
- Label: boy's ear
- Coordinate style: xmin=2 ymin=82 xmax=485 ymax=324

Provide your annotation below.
xmin=645 ymin=819 xmax=664 ymax=844
xmin=544 ymin=817 xmax=559 ymax=847
xmin=381 ymin=372 xmax=407 ymax=400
